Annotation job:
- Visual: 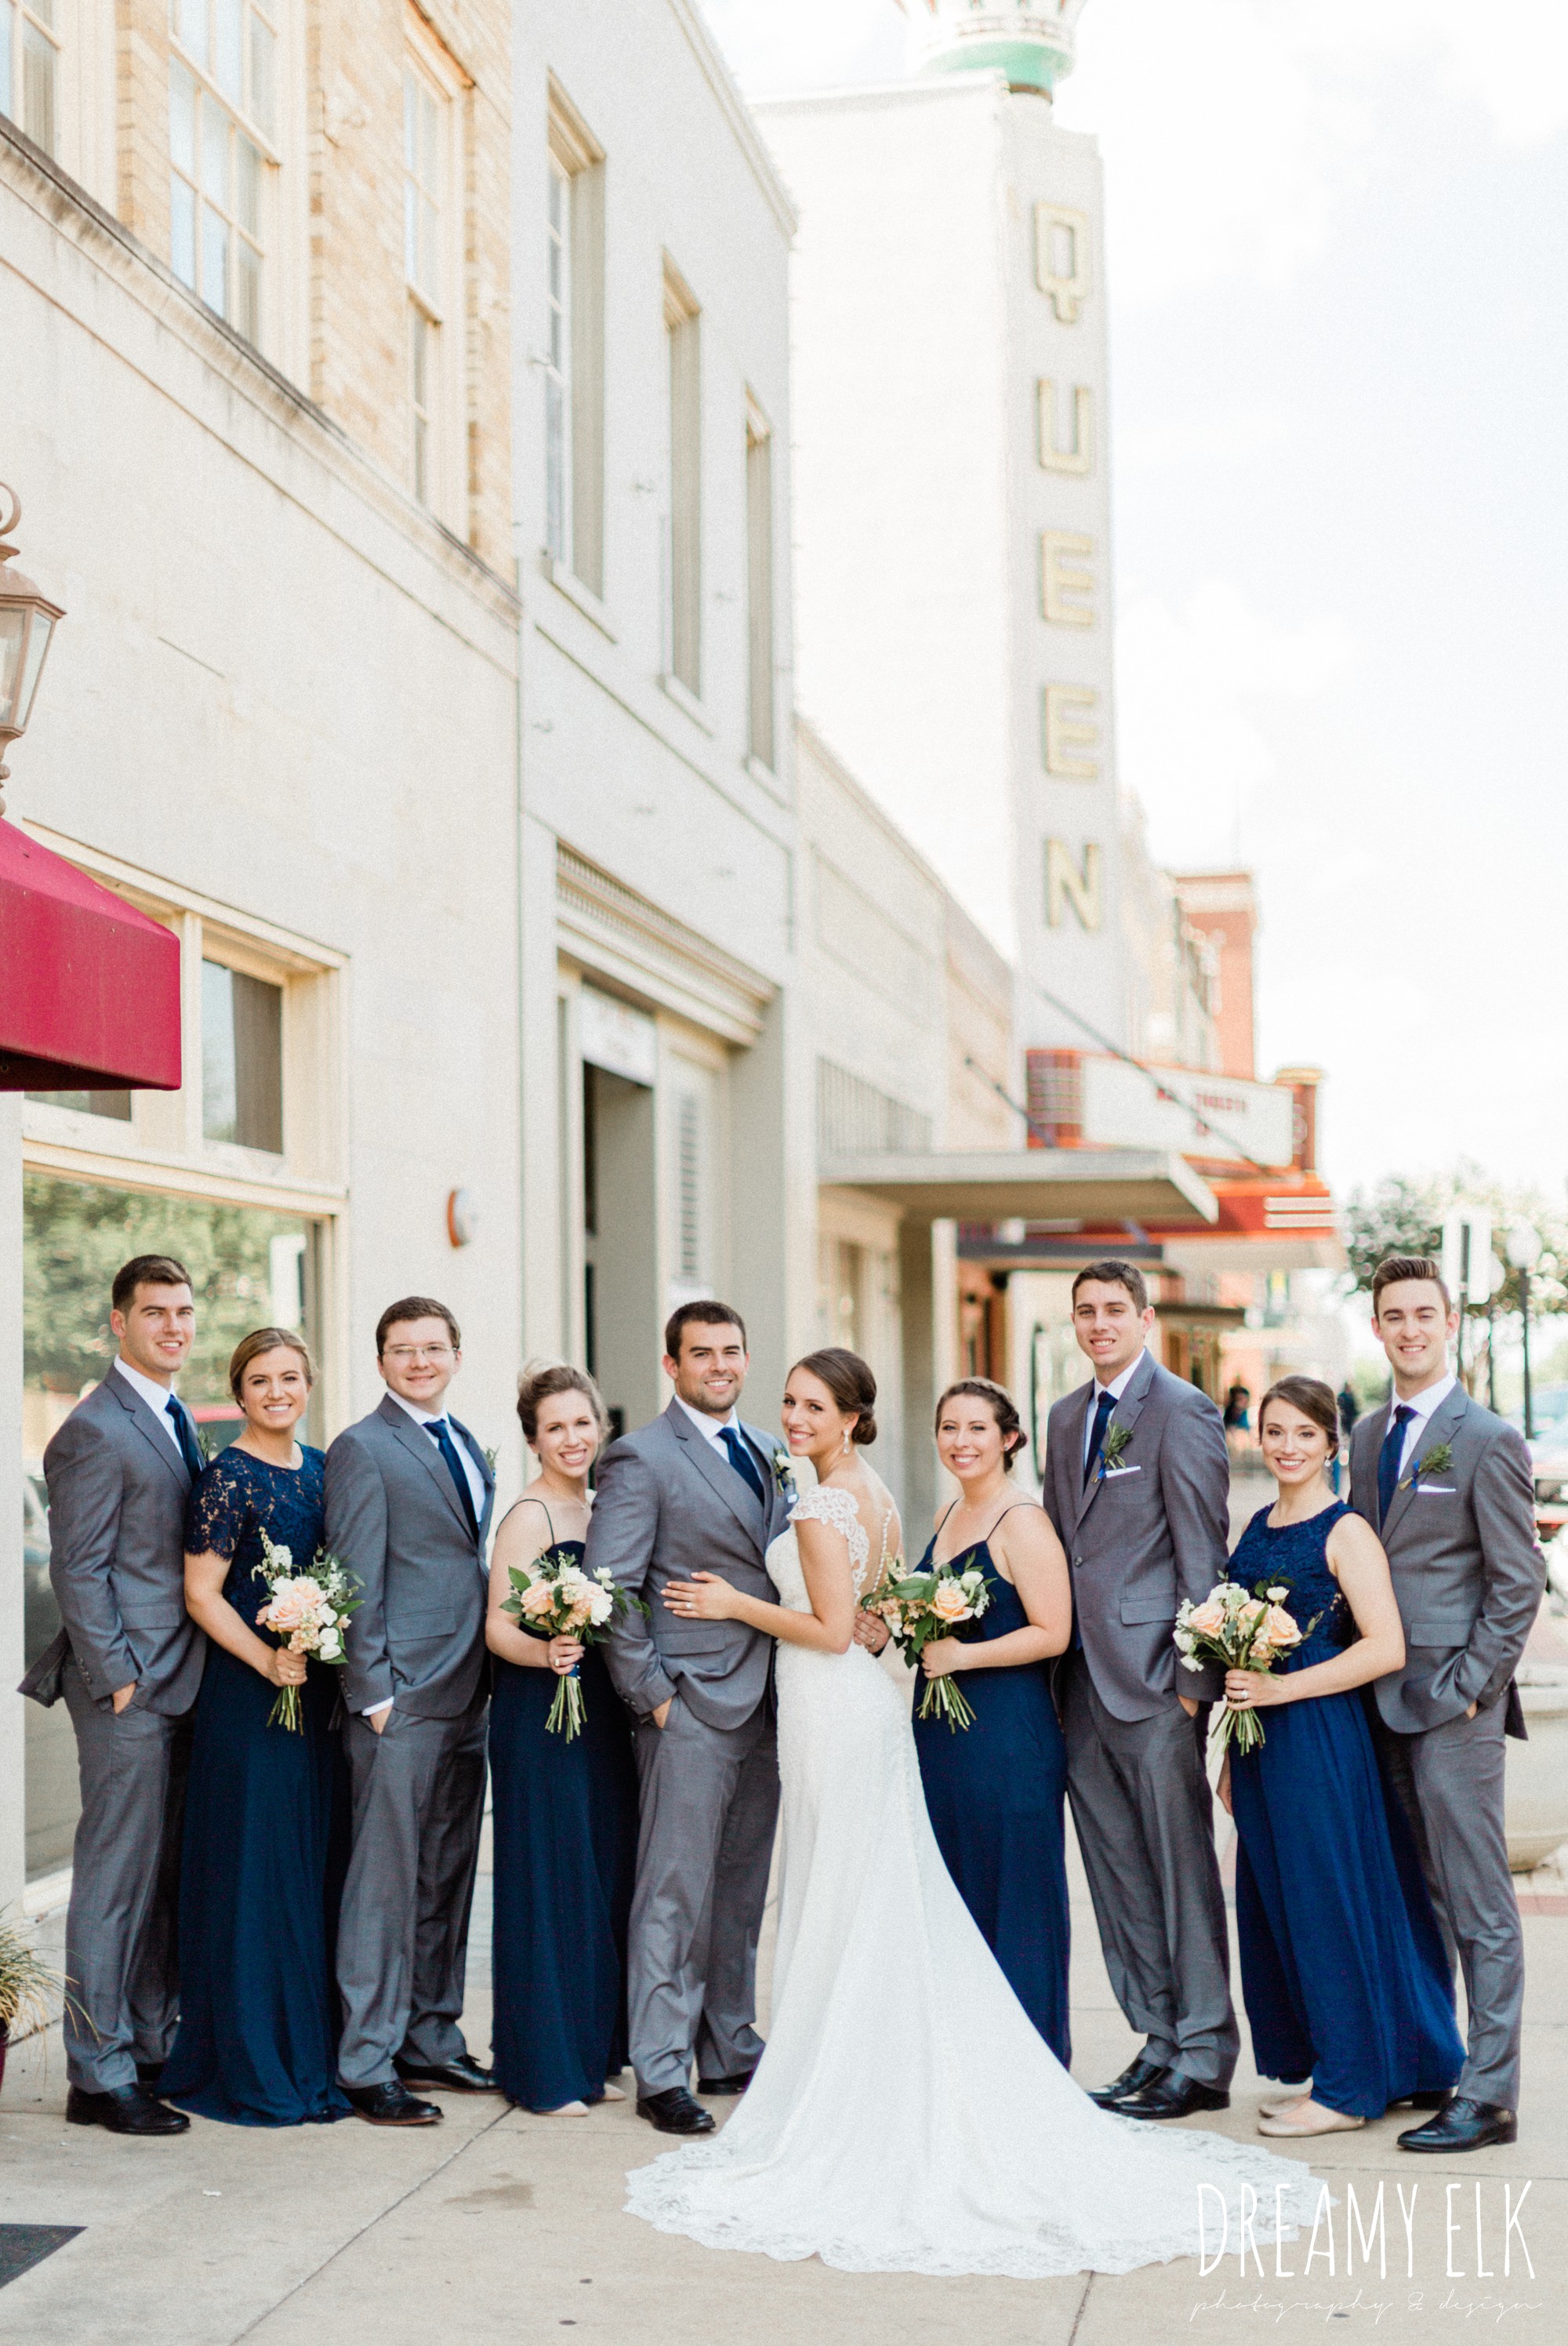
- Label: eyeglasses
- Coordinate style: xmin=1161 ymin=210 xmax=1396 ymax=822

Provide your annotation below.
xmin=384 ymin=1344 xmax=454 ymax=1364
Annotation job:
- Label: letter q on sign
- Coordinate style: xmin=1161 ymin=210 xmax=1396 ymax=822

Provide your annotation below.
xmin=1036 ymin=204 xmax=1091 ymax=324
xmin=447 ymin=1188 xmax=479 ymax=1248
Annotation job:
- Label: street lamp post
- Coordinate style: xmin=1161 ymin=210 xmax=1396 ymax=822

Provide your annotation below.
xmin=1506 ymin=1220 xmax=1543 ymax=1440
xmin=0 ymin=483 xmax=66 ymax=818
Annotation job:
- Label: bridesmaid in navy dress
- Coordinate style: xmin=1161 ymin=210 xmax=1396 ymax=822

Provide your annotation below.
xmin=486 ymin=1364 xmax=638 ymax=2115
xmin=162 ymin=1327 xmax=349 ymax=2125
xmin=864 ymin=1378 xmax=1073 ymax=2062
xmin=1221 ymin=1375 xmax=1463 ymax=2137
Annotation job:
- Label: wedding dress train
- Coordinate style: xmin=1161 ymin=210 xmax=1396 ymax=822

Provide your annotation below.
xmin=625 ymin=1487 xmax=1319 ymax=2278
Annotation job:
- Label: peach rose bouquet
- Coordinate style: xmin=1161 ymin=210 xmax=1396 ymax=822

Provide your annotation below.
xmin=861 ymin=1553 xmax=996 ymax=1730
xmin=501 ymin=1548 xmax=646 ymax=1739
xmin=252 ymin=1529 xmax=362 ymax=1732
xmin=1173 ymin=1578 xmax=1314 ymax=1754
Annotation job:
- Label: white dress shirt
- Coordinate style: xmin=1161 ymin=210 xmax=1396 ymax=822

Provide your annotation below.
xmin=1082 ymin=1354 xmax=1144 ymax=1464
xmin=674 ymin=1393 xmax=743 ymax=1455
xmin=113 ymin=1356 xmax=185 ymax=1453
xmin=387 ymin=1389 xmax=488 ymax=1521
xmin=1387 ymin=1371 xmax=1457 ymax=1477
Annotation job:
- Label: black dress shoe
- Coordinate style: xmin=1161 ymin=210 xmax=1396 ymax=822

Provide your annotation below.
xmin=394 ymin=2053 xmax=497 ymax=2093
xmin=342 ymin=2080 xmax=443 ymax=2126
xmin=1120 ymin=2073 xmax=1231 ymax=2121
xmin=637 ymin=2086 xmax=717 ymax=2136
xmin=66 ymin=2083 xmax=189 ymax=2136
xmin=696 ymin=2069 xmax=757 ymax=2097
xmin=135 ymin=2062 xmax=165 ymax=2091
xmin=1397 ymin=2097 xmax=1516 ymax=2152
xmin=1087 ymin=2055 xmax=1169 ymax=2110
xmin=1392 ymin=2090 xmax=1454 ymax=2112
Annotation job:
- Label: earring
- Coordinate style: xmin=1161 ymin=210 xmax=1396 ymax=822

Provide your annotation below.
xmin=841 ymin=1428 xmax=851 ymax=1456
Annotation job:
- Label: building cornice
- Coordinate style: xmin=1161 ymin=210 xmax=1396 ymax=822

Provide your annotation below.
xmin=668 ymin=0 xmax=799 ymax=239
xmin=556 ymin=845 xmax=775 ymax=1046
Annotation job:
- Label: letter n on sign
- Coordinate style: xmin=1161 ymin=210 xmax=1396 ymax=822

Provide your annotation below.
xmin=1047 ymin=840 xmax=1102 ymax=931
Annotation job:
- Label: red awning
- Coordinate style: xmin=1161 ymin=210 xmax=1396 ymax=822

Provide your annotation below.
xmin=0 ymin=823 xmax=181 ymax=1090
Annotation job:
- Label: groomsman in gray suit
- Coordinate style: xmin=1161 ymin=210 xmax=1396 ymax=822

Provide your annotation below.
xmin=1041 ymin=1259 xmax=1238 ymax=2121
xmin=20 ymin=1255 xmax=206 ymax=2135
xmin=327 ymin=1296 xmax=497 ymax=2126
xmin=1352 ymin=1254 xmax=1543 ymax=2152
xmin=588 ymin=1302 xmax=793 ymax=2137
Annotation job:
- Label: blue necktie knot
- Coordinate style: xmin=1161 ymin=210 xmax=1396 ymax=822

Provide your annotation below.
xmin=1376 ymin=1404 xmax=1416 ymax=1528
xmin=719 ymin=1424 xmax=766 ymax=1508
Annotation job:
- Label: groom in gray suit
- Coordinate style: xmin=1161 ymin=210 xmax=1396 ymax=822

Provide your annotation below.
xmin=1042 ymin=1260 xmax=1237 ymax=2122
xmin=20 ymin=1254 xmax=205 ymax=2135
xmin=1352 ymin=1254 xmax=1543 ymax=2152
xmin=326 ymin=1295 xmax=496 ymax=2125
xmin=588 ymin=1302 xmax=792 ymax=2137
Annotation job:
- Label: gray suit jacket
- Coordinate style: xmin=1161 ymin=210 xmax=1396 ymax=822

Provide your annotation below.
xmin=325 ymin=1393 xmax=495 ymax=1721
xmin=22 ymin=1368 xmax=205 ymax=1715
xmin=1042 ymin=1350 xmax=1231 ymax=1723
xmin=587 ymin=1400 xmax=793 ymax=1731
xmin=1349 ymin=1385 xmax=1541 ymax=1738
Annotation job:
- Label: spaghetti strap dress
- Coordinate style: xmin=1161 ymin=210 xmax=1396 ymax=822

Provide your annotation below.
xmin=488 ymin=1504 xmax=640 ymax=2110
xmin=1229 ymin=1500 xmax=1464 ymax=2115
xmin=911 ymin=1505 xmax=1071 ymax=2064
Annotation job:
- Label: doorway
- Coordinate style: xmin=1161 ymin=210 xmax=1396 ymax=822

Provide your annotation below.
xmin=582 ymin=1062 xmax=659 ymax=1436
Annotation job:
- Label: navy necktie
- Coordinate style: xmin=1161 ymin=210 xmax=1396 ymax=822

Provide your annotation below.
xmin=1083 ymin=1388 xmax=1116 ymax=1489
xmin=165 ymin=1394 xmax=205 ymax=1482
xmin=426 ymin=1417 xmax=480 ymax=1542
xmin=719 ymin=1424 xmax=766 ymax=1509
xmin=1377 ymin=1404 xmax=1415 ymax=1528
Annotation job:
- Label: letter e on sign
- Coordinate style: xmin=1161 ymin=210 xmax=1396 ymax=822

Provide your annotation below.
xmin=1041 ymin=532 xmax=1096 ymax=628
xmin=1036 ymin=204 xmax=1091 ymax=323
xmin=1043 ymin=686 xmax=1099 ymax=779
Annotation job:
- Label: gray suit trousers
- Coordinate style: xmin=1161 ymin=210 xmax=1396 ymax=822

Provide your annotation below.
xmin=1062 ymin=1656 xmax=1238 ymax=2088
xmin=336 ymin=1693 xmax=488 ymax=2088
xmin=629 ymin=1694 xmax=779 ymax=2097
xmin=61 ymin=1663 xmax=192 ymax=2091
xmin=1377 ymin=1699 xmax=1523 ymax=2108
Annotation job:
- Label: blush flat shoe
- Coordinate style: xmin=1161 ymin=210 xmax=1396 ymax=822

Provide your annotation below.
xmin=1259 ymin=2086 xmax=1313 ymax=2120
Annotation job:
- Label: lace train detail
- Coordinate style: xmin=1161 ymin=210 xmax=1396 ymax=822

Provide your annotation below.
xmin=624 ymin=1523 xmax=1321 ymax=2279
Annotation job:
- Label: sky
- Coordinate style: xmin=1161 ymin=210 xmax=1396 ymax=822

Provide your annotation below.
xmin=700 ymin=1 xmax=1568 ymax=1207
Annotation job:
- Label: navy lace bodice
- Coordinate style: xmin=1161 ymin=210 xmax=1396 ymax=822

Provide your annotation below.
xmin=1229 ymin=1498 xmax=1355 ymax=1671
xmin=185 ymin=1445 xmax=328 ymax=1634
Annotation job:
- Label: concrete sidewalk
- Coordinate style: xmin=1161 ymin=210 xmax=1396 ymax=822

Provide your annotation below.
xmin=4 ymin=1802 xmax=1565 ymax=2346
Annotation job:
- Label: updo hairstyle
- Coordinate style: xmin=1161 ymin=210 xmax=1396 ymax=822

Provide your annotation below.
xmin=789 ymin=1348 xmax=877 ymax=1446
xmin=935 ymin=1377 xmax=1028 ymax=1462
xmin=228 ymin=1325 xmax=315 ymax=1404
xmin=1257 ymin=1374 xmax=1340 ymax=1458
xmin=516 ymin=1360 xmax=610 ymax=1448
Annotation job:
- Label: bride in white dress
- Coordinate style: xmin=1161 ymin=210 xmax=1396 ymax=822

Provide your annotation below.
xmin=626 ymin=1348 xmax=1317 ymax=2279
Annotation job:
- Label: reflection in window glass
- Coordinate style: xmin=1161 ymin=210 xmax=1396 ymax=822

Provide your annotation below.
xmin=26 ymin=1089 xmax=132 ymax=1120
xmin=168 ymin=0 xmax=274 ymax=345
xmin=1 ymin=0 xmax=60 ymax=158
xmin=202 ymin=958 xmax=284 ymax=1151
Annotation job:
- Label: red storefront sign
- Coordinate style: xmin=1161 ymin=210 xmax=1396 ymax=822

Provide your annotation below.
xmin=0 ymin=824 xmax=181 ymax=1090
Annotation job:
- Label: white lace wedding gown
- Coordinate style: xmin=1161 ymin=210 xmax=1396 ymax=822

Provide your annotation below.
xmin=624 ymin=1487 xmax=1319 ymax=2278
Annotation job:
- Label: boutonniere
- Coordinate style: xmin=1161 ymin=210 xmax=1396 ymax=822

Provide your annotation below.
xmin=771 ymin=1447 xmax=796 ymax=1498
xmin=1399 ymin=1440 xmax=1452 ymax=1493
xmin=1098 ymin=1422 xmax=1132 ymax=1480
xmin=483 ymin=1446 xmax=498 ymax=1473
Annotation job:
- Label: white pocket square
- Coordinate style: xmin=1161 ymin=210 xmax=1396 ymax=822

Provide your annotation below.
xmin=1102 ymin=1465 xmax=1142 ymax=1480
xmin=1416 ymin=1484 xmax=1457 ymax=1495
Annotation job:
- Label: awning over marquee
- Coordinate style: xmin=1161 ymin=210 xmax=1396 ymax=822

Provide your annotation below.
xmin=818 ymin=1147 xmax=1218 ymax=1229
xmin=0 ymin=823 xmax=181 ymax=1091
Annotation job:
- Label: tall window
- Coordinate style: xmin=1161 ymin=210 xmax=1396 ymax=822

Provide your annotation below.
xmin=664 ymin=263 xmax=701 ymax=697
xmin=0 ymin=1 xmax=59 ymax=155
xmin=746 ymin=401 xmax=775 ymax=768
xmin=404 ymin=60 xmax=443 ymax=506
xmin=201 ymin=958 xmax=283 ymax=1152
xmin=169 ymin=0 xmax=278 ymax=348
xmin=545 ymin=94 xmax=604 ymax=594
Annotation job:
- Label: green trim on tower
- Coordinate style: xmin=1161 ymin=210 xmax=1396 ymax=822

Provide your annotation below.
xmin=922 ymin=38 xmax=1070 ymax=94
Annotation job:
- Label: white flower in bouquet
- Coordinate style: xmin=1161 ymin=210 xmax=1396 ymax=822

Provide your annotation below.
xmin=253 ymin=1530 xmax=362 ymax=1732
